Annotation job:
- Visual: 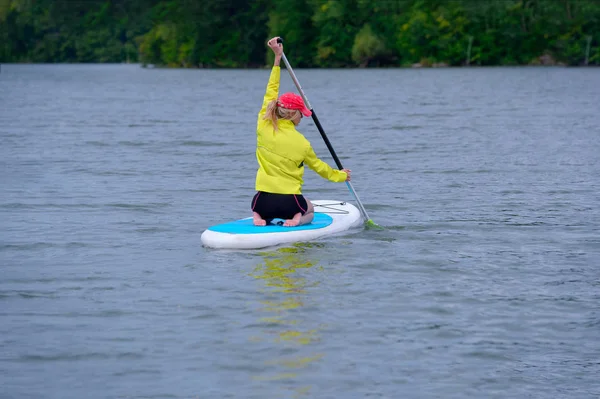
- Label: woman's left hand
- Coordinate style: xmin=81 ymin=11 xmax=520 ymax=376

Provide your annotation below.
xmin=267 ymin=37 xmax=283 ymax=56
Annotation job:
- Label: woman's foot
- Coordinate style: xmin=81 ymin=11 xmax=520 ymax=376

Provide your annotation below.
xmin=283 ymin=213 xmax=301 ymax=227
xmin=253 ymin=212 xmax=266 ymax=226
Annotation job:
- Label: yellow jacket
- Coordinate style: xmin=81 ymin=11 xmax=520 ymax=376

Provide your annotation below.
xmin=255 ymin=66 xmax=347 ymax=194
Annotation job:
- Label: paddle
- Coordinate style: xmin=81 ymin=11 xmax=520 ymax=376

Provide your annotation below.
xmin=276 ymin=37 xmax=380 ymax=229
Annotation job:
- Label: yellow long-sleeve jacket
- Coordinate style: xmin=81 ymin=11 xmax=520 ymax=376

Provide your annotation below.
xmin=255 ymin=66 xmax=347 ymax=194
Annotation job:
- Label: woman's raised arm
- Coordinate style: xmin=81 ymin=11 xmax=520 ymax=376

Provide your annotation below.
xmin=258 ymin=37 xmax=283 ymax=118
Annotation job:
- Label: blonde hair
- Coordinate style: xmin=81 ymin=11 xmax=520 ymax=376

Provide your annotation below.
xmin=263 ymin=100 xmax=301 ymax=131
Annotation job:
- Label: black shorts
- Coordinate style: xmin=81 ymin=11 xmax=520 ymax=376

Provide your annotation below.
xmin=251 ymin=191 xmax=308 ymax=221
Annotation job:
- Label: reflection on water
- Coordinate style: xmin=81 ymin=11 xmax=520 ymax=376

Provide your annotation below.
xmin=249 ymin=244 xmax=325 ymax=396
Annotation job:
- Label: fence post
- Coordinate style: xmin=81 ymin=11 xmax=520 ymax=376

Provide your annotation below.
xmin=585 ymin=36 xmax=592 ymax=66
xmin=466 ymin=36 xmax=473 ymax=66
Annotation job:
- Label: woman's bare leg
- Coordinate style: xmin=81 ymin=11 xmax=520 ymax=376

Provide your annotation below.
xmin=299 ymin=199 xmax=315 ymax=225
xmin=253 ymin=212 xmax=266 ymax=226
xmin=283 ymin=199 xmax=314 ymax=227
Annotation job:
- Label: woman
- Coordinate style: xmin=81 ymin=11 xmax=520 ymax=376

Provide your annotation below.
xmin=251 ymin=37 xmax=351 ymax=227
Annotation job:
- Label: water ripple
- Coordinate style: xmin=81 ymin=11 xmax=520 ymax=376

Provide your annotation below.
xmin=1 ymin=64 xmax=599 ymax=399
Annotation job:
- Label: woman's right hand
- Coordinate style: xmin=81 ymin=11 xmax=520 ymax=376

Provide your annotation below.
xmin=342 ymin=169 xmax=352 ymax=181
xmin=267 ymin=37 xmax=283 ymax=56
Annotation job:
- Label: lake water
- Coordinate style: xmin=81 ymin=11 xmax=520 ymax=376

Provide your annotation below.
xmin=1 ymin=64 xmax=599 ymax=399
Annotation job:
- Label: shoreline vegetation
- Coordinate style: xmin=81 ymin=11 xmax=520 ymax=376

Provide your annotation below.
xmin=1 ymin=0 xmax=598 ymax=68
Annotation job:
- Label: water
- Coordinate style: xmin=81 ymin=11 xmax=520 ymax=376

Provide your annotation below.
xmin=1 ymin=64 xmax=599 ymax=399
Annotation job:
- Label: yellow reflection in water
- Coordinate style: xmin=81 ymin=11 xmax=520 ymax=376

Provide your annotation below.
xmin=265 ymin=354 xmax=325 ymax=369
xmin=249 ymin=243 xmax=325 ymax=396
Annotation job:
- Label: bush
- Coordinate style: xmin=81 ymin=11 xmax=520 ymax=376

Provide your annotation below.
xmin=351 ymin=24 xmax=387 ymax=67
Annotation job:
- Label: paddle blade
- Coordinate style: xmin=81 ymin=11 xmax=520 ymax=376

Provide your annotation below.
xmin=365 ymin=219 xmax=384 ymax=230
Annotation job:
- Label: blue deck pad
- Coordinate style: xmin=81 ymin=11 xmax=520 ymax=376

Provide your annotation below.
xmin=208 ymin=213 xmax=334 ymax=234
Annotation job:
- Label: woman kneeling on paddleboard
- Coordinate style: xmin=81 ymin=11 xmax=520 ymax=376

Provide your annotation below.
xmin=252 ymin=37 xmax=351 ymax=227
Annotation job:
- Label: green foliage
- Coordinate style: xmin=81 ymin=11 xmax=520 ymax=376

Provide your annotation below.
xmin=267 ymin=0 xmax=315 ymax=67
xmin=311 ymin=0 xmax=364 ymax=67
xmin=351 ymin=24 xmax=387 ymax=66
xmin=1 ymin=0 xmax=599 ymax=67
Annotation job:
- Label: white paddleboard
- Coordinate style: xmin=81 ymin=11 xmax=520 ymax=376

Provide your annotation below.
xmin=201 ymin=200 xmax=363 ymax=249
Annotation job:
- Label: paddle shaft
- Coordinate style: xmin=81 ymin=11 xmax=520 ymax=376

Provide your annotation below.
xmin=277 ymin=42 xmax=371 ymax=223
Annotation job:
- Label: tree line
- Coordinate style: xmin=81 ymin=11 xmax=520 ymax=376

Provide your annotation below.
xmin=1 ymin=0 xmax=598 ymax=67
